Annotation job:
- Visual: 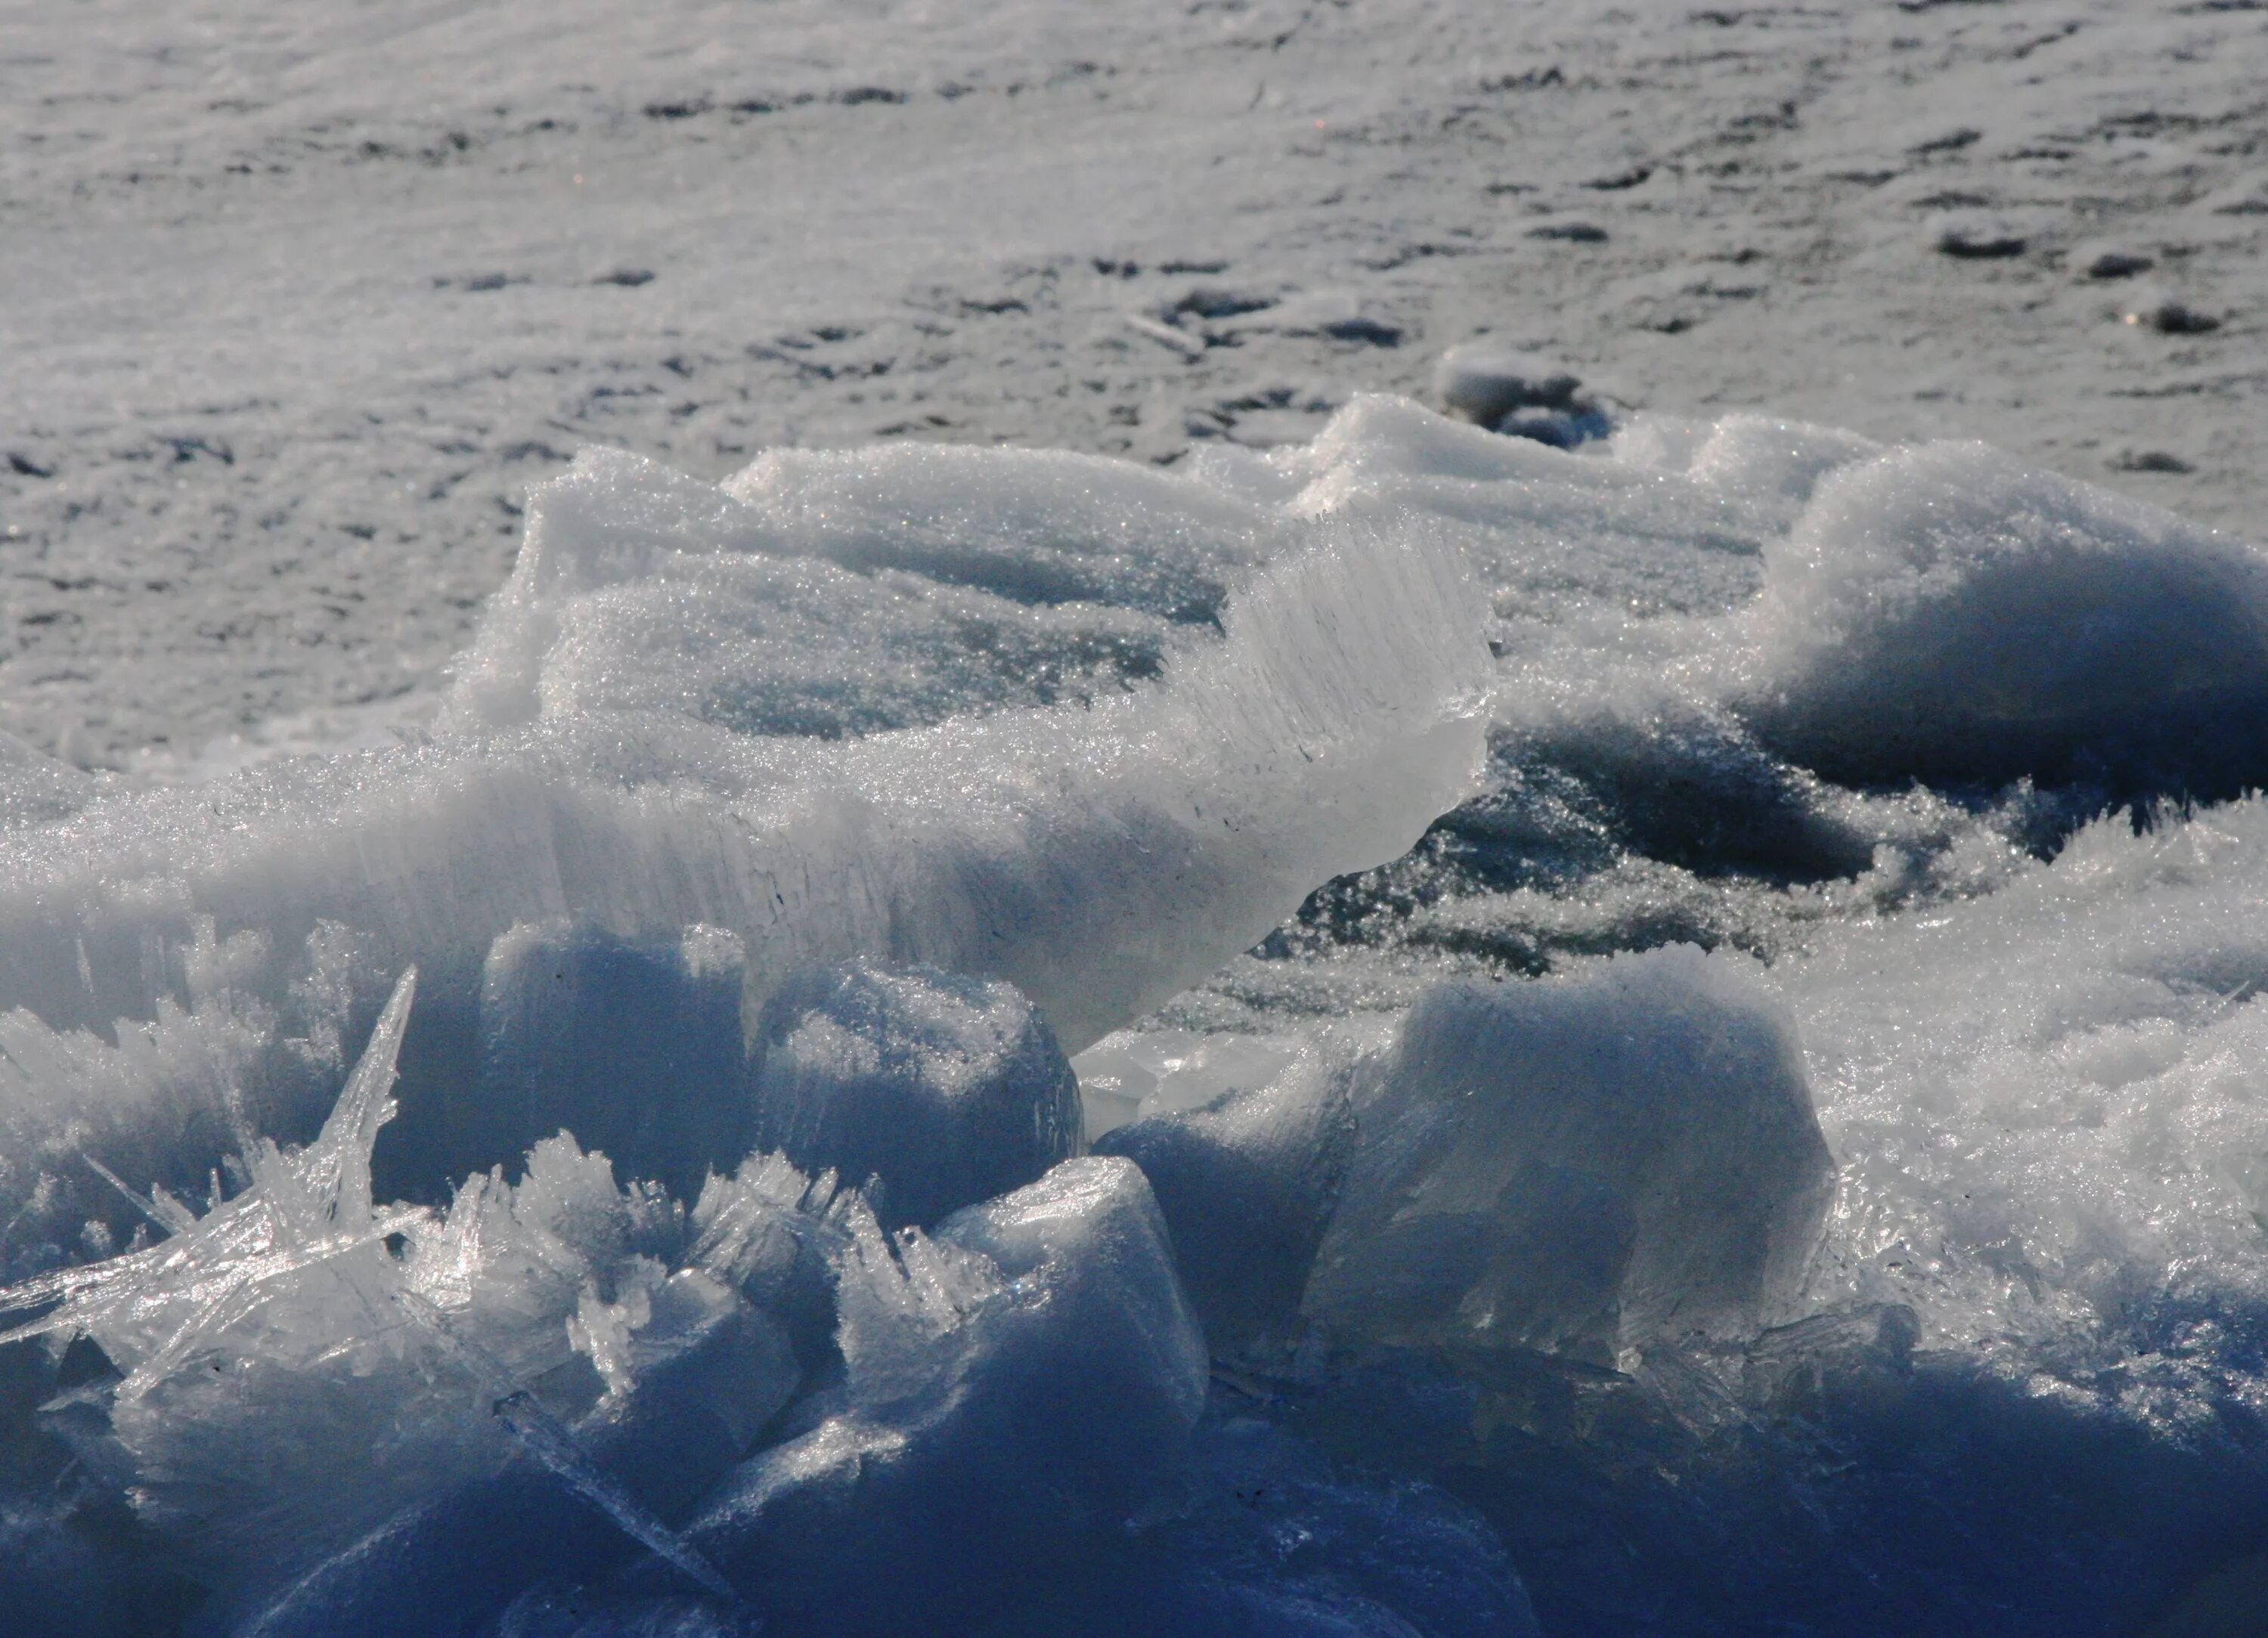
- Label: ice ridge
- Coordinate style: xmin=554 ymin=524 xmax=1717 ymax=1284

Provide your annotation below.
xmin=5 ymin=398 xmax=2268 ymax=1633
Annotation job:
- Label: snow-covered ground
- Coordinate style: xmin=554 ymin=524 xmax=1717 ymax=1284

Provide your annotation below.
xmin=4 ymin=0 xmax=2263 ymax=767
xmin=7 ymin=4 xmax=2268 ymax=1636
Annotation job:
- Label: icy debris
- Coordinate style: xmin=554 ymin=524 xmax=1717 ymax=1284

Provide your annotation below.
xmin=1771 ymin=794 xmax=2268 ymax=1336
xmin=0 ymin=973 xmax=799 ymax=1609
xmin=750 ymin=960 xmax=1080 ymax=1228
xmin=235 ymin=1268 xmax=788 ymax=1638
xmin=712 ymin=436 xmax=1279 ymax=619
xmin=1095 ymin=1039 xmax=1356 ymax=1350
xmin=535 ymin=549 xmax=1179 ymax=738
xmin=1480 ymin=704 xmax=1882 ymax=885
xmin=682 ymin=1150 xmax=854 ymax=1372
xmin=677 ymin=1157 xmax=1205 ymax=1627
xmin=1677 ymin=413 xmax=1884 ymax=519
xmin=478 ymin=921 xmax=752 ymax=1199
xmin=1230 ymin=394 xmax=1774 ymax=649
xmin=1431 ymin=342 xmax=1610 ymax=449
xmin=0 ymin=917 xmax=391 ymax=1280
xmin=445 ymin=440 xmax=1284 ymax=733
xmin=0 ymin=991 xmax=269 ymax=1277
xmin=1305 ymin=948 xmax=1833 ymax=1359
xmin=0 ymin=974 xmax=487 ymax=1590
xmin=1738 ymin=439 xmax=2268 ymax=798
xmin=11 ymin=398 xmax=2268 ymax=1630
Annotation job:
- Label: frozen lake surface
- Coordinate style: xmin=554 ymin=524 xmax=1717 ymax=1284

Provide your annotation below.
xmin=4 ymin=2 xmax=2268 ymax=1634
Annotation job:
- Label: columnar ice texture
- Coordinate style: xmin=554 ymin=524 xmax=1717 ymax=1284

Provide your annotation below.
xmin=7 ymin=397 xmax=2268 ymax=1634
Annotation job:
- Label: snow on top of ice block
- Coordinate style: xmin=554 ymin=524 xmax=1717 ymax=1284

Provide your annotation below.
xmin=446 ymin=439 xmax=1286 ymax=736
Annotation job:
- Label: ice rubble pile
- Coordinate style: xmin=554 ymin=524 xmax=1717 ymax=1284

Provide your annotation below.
xmin=6 ymin=392 xmax=2268 ymax=1633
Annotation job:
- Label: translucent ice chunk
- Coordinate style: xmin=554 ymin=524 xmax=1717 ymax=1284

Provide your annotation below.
xmin=1305 ymin=947 xmax=1834 ymax=1358
xmin=474 ymin=921 xmax=753 ymax=1199
xmin=1071 ymin=1026 xmax=1306 ymax=1138
xmin=0 ymin=974 xmax=798 ymax=1608
xmin=751 ymin=960 xmax=1080 ymax=1228
xmin=0 ymin=974 xmax=510 ymax=1590
xmin=235 ymin=1268 xmax=791 ymax=1638
xmin=1095 ymin=1038 xmax=1359 ymax=1350
xmin=677 ymin=1157 xmax=1205 ymax=1627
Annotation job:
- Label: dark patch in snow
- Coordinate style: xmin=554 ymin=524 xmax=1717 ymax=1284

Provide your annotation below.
xmin=2080 ymin=249 xmax=2154 ymax=280
xmin=1936 ymin=221 xmax=2026 ymax=259
xmin=1317 ymin=314 xmax=1402 ymax=345
xmin=1170 ymin=287 xmax=1278 ymax=321
xmin=2112 ymin=451 xmax=2195 ymax=474
xmin=1910 ymin=127 xmax=1982 ymax=156
xmin=1583 ymin=164 xmax=1653 ymax=190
